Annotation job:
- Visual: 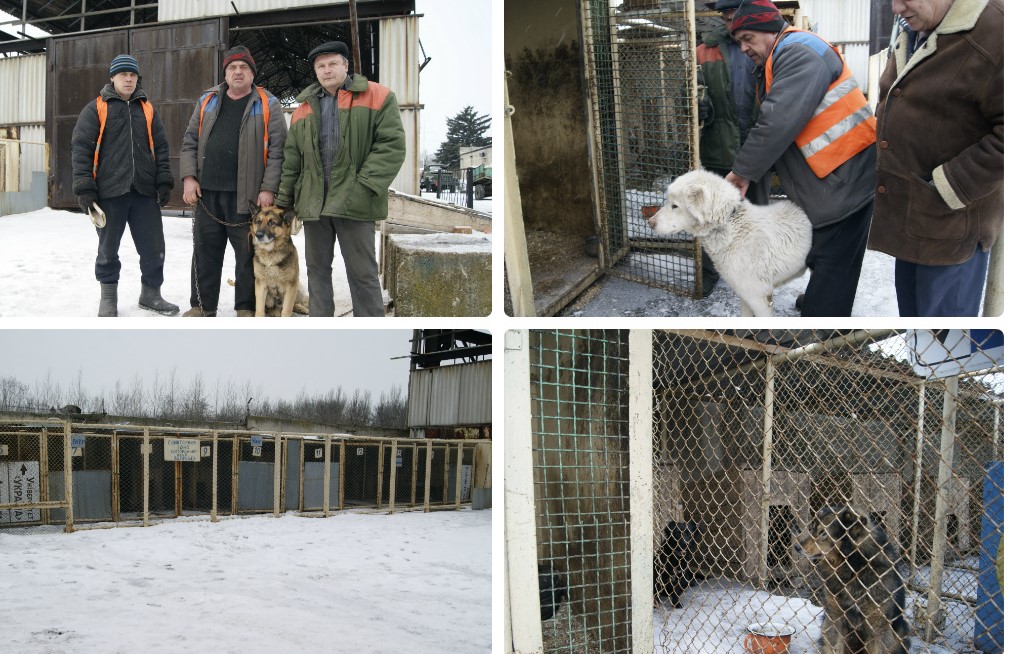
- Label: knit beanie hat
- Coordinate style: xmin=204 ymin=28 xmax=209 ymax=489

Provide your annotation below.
xmin=109 ymin=54 xmax=140 ymax=76
xmin=222 ymin=45 xmax=256 ymax=75
xmin=730 ymin=0 xmax=786 ymax=35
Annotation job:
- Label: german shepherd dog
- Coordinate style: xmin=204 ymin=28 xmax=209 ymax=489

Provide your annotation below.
xmin=249 ymin=204 xmax=309 ymax=317
xmin=796 ymin=506 xmax=911 ymax=654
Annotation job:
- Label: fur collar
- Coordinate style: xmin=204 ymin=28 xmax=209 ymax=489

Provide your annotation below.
xmin=936 ymin=0 xmax=989 ymax=33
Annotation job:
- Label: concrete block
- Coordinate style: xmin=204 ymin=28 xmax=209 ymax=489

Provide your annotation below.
xmin=387 ymin=233 xmax=491 ymax=316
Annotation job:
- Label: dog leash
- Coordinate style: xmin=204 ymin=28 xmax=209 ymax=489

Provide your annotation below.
xmin=191 ymin=198 xmax=253 ymax=314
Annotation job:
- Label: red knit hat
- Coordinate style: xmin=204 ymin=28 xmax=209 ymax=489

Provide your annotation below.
xmin=222 ymin=45 xmax=256 ymax=75
xmin=730 ymin=0 xmax=786 ymax=35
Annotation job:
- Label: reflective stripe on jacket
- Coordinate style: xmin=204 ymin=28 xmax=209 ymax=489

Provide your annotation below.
xmin=94 ymin=95 xmax=154 ymax=178
xmin=765 ymin=28 xmax=875 ymax=178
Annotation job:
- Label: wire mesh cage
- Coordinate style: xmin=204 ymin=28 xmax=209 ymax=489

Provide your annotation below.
xmin=582 ymin=0 xmax=702 ymax=298
xmin=510 ymin=329 xmax=1005 ymax=653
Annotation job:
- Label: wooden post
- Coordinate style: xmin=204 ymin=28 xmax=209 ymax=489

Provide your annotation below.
xmin=454 ymin=442 xmax=463 ymax=510
xmin=759 ymin=357 xmax=775 ymax=587
xmin=174 ymin=460 xmax=182 ymax=518
xmin=347 ymin=0 xmax=362 ymax=75
xmin=442 ymin=444 xmax=450 ymax=504
xmin=629 ymin=330 xmax=655 ymax=653
xmin=504 ymin=329 xmax=542 ymax=650
xmin=142 ymin=427 xmax=150 ymax=528
xmin=40 ymin=427 xmax=50 ymax=526
xmin=323 ymin=435 xmax=332 ymax=518
xmin=926 ymin=375 xmax=958 ymax=642
xmin=111 ymin=431 xmax=120 ymax=523
xmin=388 ymin=439 xmax=398 ymax=514
xmin=424 ymin=439 xmax=433 ymax=513
xmin=211 ymin=431 xmax=218 ymax=523
xmin=299 ymin=438 xmax=306 ymax=512
xmin=63 ymin=421 xmax=74 ymax=533
xmin=273 ymin=433 xmax=282 ymax=518
xmin=231 ymin=437 xmax=239 ymax=515
xmin=376 ymin=443 xmax=385 ymax=509
xmin=338 ymin=440 xmax=346 ymax=511
xmin=410 ymin=443 xmax=419 ymax=508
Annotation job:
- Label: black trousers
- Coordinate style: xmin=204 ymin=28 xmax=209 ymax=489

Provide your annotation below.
xmin=189 ymin=189 xmax=255 ymax=312
xmin=801 ymin=201 xmax=872 ymax=317
xmin=95 ymin=191 xmax=166 ymax=287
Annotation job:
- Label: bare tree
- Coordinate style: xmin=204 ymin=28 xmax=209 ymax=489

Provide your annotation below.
xmin=373 ymin=386 xmax=407 ymax=428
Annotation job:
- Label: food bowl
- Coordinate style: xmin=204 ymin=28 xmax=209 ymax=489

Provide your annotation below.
xmin=641 ymin=205 xmax=661 ymax=220
xmin=743 ymin=622 xmax=795 ymax=654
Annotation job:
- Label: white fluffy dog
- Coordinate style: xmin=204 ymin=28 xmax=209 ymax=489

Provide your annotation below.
xmin=647 ymin=169 xmax=812 ymax=317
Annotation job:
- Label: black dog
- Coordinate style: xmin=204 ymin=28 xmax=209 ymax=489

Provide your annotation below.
xmin=538 ymin=563 xmax=567 ymax=620
xmin=654 ymin=520 xmax=702 ymax=608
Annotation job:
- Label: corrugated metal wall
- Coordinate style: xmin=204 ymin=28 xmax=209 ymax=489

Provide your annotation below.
xmin=801 ymin=0 xmax=870 ymax=92
xmin=159 ymin=0 xmax=349 ymax=22
xmin=407 ymin=361 xmax=492 ymax=428
xmin=0 ymin=54 xmax=46 ymax=126
xmin=381 ymin=16 xmax=420 ymax=195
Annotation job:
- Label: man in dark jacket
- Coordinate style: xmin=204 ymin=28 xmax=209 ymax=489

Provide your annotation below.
xmin=71 ymin=54 xmax=178 ymax=317
xmin=727 ymin=0 xmax=877 ymax=317
xmin=695 ymin=0 xmax=768 ymax=296
xmin=276 ymin=41 xmax=406 ymax=317
xmin=869 ymin=0 xmax=1003 ymax=316
xmin=180 ymin=45 xmax=288 ymax=317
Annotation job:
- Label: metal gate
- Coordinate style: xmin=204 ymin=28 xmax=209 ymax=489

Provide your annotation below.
xmin=581 ymin=1 xmax=702 ymax=298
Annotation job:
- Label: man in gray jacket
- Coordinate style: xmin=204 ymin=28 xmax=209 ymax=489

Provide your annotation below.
xmin=726 ymin=0 xmax=877 ymax=317
xmin=180 ymin=46 xmax=288 ymax=317
xmin=71 ymin=54 xmax=178 ymax=317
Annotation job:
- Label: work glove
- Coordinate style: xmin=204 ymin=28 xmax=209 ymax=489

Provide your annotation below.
xmin=78 ymin=191 xmax=98 ymax=214
xmin=698 ymin=96 xmax=713 ymax=125
xmin=157 ymin=184 xmax=171 ymax=207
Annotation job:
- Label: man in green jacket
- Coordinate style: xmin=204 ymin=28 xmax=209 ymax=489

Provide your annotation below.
xmin=276 ymin=41 xmax=406 ymax=317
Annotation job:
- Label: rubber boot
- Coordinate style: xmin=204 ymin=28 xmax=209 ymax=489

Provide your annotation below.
xmin=138 ymin=284 xmax=180 ymax=316
xmin=98 ymin=283 xmax=118 ymax=317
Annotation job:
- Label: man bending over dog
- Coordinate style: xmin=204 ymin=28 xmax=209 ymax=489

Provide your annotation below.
xmin=180 ymin=46 xmax=288 ymax=317
xmin=276 ymin=41 xmax=406 ymax=317
xmin=725 ymin=0 xmax=877 ymax=317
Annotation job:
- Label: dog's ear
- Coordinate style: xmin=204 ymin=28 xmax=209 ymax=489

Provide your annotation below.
xmin=685 ymin=183 xmax=709 ymax=215
xmin=249 ymin=201 xmax=260 ymax=216
xmin=282 ymin=208 xmax=297 ymax=225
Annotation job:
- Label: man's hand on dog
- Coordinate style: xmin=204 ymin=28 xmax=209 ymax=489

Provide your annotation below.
xmin=726 ymin=171 xmax=750 ymax=198
xmin=257 ymin=191 xmax=275 ymax=208
xmin=182 ymin=176 xmax=202 ymax=205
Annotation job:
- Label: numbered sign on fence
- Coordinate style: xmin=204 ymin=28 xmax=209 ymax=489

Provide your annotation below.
xmin=71 ymin=434 xmax=86 ymax=449
xmin=907 ymin=329 xmax=1004 ymax=379
xmin=164 ymin=438 xmax=201 ymax=462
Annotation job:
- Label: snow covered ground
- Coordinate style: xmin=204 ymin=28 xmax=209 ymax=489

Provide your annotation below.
xmin=0 ymin=508 xmax=491 ymax=653
xmin=0 ymin=195 xmax=490 ymax=318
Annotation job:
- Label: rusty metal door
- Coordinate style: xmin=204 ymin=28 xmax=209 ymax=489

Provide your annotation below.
xmin=47 ymin=19 xmax=225 ymax=209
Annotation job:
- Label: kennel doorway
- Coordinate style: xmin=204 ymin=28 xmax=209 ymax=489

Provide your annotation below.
xmin=582 ymin=0 xmax=703 ymax=298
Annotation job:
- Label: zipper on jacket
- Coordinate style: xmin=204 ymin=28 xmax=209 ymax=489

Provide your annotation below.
xmin=127 ymin=98 xmax=136 ymax=188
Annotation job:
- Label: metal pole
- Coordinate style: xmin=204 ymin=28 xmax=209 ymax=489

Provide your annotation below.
xmin=142 ymin=427 xmax=150 ymax=528
xmin=908 ymin=382 xmax=925 ymax=579
xmin=211 ymin=430 xmax=218 ymax=523
xmin=272 ymin=433 xmax=282 ymax=517
xmin=63 ymin=421 xmax=74 ymax=533
xmin=759 ymin=356 xmax=775 ymax=586
xmin=388 ymin=439 xmax=398 ymax=514
xmin=926 ymin=375 xmax=958 ymax=641
xmin=323 ymin=435 xmax=332 ymax=517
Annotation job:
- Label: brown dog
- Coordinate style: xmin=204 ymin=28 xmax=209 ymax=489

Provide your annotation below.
xmin=249 ymin=204 xmax=309 ymax=317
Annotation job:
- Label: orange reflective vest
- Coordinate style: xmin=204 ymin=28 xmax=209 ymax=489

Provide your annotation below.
xmin=198 ymin=86 xmax=271 ymax=167
xmin=93 ymin=96 xmax=154 ymax=179
xmin=765 ymin=28 xmax=876 ymax=178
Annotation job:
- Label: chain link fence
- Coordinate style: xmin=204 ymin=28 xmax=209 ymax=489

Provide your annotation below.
xmin=582 ymin=1 xmax=702 ymax=298
xmin=0 ymin=421 xmax=483 ymax=533
xmin=0 ymin=138 xmax=47 ymax=193
xmin=509 ymin=329 xmax=1004 ymax=653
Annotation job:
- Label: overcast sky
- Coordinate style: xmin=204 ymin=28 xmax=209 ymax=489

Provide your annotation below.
xmin=416 ymin=0 xmax=492 ymax=156
xmin=0 ymin=330 xmax=414 ymax=404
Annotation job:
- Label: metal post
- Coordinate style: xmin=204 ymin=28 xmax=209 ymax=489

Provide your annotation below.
xmin=323 ymin=435 xmax=332 ymax=517
xmin=629 ymin=330 xmax=655 ymax=653
xmin=63 ymin=421 xmax=74 ymax=533
xmin=926 ymin=375 xmax=958 ymax=642
xmin=759 ymin=357 xmax=775 ymax=586
xmin=389 ymin=440 xmax=399 ymax=514
xmin=909 ymin=382 xmax=926 ymax=579
xmin=376 ymin=443 xmax=385 ymax=509
xmin=338 ymin=440 xmax=346 ymax=511
xmin=211 ymin=430 xmax=218 ymax=523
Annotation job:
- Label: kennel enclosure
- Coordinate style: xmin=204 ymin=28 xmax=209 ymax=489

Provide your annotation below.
xmin=506 ymin=329 xmax=1004 ymax=653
